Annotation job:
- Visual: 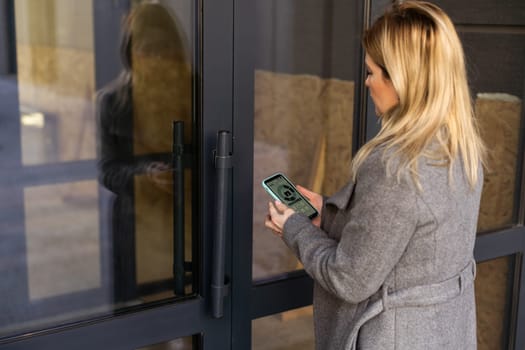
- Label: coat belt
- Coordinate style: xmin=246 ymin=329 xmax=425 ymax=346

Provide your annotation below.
xmin=345 ymin=259 xmax=477 ymax=350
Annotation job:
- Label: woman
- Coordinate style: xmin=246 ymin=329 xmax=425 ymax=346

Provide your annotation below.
xmin=265 ymin=1 xmax=485 ymax=349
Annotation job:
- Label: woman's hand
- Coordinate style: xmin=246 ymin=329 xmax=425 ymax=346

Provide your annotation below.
xmin=296 ymin=185 xmax=322 ymax=227
xmin=265 ymin=201 xmax=295 ymax=236
xmin=146 ymin=161 xmax=174 ymax=194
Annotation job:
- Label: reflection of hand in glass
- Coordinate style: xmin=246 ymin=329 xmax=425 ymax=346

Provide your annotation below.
xmin=146 ymin=161 xmax=174 ymax=195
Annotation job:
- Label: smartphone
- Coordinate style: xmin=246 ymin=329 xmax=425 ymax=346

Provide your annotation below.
xmin=261 ymin=172 xmax=318 ymax=219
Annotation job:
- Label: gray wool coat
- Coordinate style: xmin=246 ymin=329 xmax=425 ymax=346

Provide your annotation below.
xmin=282 ymin=148 xmax=482 ymax=350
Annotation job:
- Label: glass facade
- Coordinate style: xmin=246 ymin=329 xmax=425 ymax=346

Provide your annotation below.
xmin=0 ymin=0 xmax=523 ymax=348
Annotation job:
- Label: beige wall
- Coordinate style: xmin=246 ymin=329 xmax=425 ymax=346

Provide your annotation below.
xmin=15 ymin=0 xmax=93 ymax=49
xmin=15 ymin=0 xmax=96 ymax=164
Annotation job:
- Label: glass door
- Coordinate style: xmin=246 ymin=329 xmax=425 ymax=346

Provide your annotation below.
xmin=235 ymin=1 xmax=367 ymax=348
xmin=0 ymin=0 xmax=234 ymax=349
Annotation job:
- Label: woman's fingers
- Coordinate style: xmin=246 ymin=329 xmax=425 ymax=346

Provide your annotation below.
xmin=296 ymin=185 xmax=319 ymax=203
xmin=264 ymin=214 xmax=282 ymax=236
xmin=266 ymin=201 xmax=296 ymax=237
xmin=297 ymin=185 xmax=323 ymax=212
xmin=270 ymin=200 xmax=295 ymax=219
xmin=268 ymin=201 xmax=280 ymax=220
xmin=296 ymin=184 xmax=313 ymax=198
xmin=273 ymin=200 xmax=289 ymax=212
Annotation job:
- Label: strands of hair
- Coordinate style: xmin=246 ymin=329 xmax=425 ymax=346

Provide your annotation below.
xmin=355 ymin=0 xmax=485 ymax=190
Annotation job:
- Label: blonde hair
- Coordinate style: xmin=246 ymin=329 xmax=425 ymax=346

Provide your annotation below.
xmin=354 ymin=0 xmax=485 ymax=188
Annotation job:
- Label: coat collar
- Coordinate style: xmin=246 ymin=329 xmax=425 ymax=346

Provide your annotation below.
xmin=325 ymin=181 xmax=355 ymax=210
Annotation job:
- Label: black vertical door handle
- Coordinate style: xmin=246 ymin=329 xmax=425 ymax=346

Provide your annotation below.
xmin=173 ymin=121 xmax=185 ymax=296
xmin=211 ymin=130 xmax=232 ymax=318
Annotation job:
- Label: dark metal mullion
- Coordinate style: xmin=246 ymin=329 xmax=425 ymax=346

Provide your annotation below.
xmin=191 ymin=0 xmax=202 ymax=312
xmin=173 ymin=121 xmax=186 ymax=296
xmin=231 ymin=0 xmax=254 ymax=347
xmin=474 ymin=226 xmax=525 ymax=262
xmin=0 ymin=298 xmax=206 ymax=350
xmin=200 ymin=0 xmax=234 ymax=347
xmin=516 ymin=75 xmax=525 ymax=226
xmin=514 ymin=76 xmax=525 ymax=346
xmin=514 ymin=251 xmax=525 ymax=350
xmin=357 ymin=0 xmax=372 ymax=149
xmin=1 ymin=288 xmax=110 ymax=330
xmin=513 ymin=69 xmax=525 ymax=350
xmin=251 ymin=274 xmax=313 ymax=320
xmin=0 ymin=1 xmax=12 ymax=74
xmin=364 ymin=0 xmax=394 ymax=143
xmin=6 ymin=0 xmax=15 ymax=74
xmin=320 ymin=0 xmax=334 ymax=80
xmin=454 ymin=23 xmax=525 ymax=34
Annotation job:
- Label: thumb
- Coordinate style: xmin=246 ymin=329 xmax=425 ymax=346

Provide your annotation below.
xmin=274 ymin=200 xmax=288 ymax=212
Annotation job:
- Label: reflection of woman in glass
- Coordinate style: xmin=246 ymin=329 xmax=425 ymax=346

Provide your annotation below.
xmin=266 ymin=1 xmax=485 ymax=349
xmin=96 ymin=1 xmax=191 ymax=302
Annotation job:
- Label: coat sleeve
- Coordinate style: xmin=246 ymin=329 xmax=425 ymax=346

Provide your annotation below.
xmin=282 ymin=153 xmax=418 ymax=304
xmin=96 ymin=90 xmax=146 ymax=195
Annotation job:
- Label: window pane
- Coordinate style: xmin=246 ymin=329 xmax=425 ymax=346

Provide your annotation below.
xmin=457 ymin=31 xmax=525 ymax=233
xmin=252 ymin=0 xmax=362 ymax=281
xmin=476 ymin=91 xmax=523 ymax=233
xmin=0 ymin=0 xmax=196 ymax=340
xmin=24 ymin=181 xmax=101 ymax=300
xmin=15 ymin=0 xmax=96 ymax=165
xmin=252 ymin=306 xmax=314 ymax=350
xmin=475 ymin=256 xmax=515 ymax=350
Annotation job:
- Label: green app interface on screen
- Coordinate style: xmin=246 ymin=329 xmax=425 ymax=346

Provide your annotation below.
xmin=265 ymin=175 xmax=317 ymax=218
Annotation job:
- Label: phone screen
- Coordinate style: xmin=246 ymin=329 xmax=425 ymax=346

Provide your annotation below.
xmin=263 ymin=173 xmax=318 ymax=219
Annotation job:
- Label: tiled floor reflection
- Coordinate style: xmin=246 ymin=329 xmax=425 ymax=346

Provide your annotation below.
xmin=24 ymin=181 xmax=102 ymax=300
xmin=252 ymin=306 xmax=314 ymax=350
